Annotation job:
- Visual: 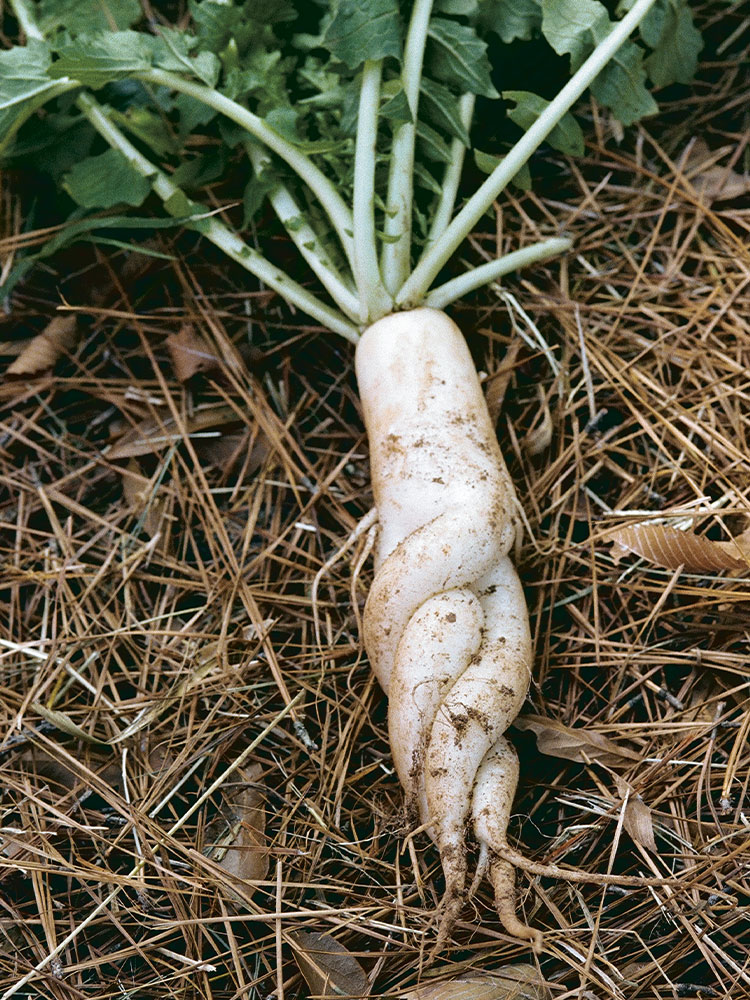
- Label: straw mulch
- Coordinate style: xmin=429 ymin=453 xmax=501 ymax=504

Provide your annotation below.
xmin=1 ymin=15 xmax=749 ymax=1000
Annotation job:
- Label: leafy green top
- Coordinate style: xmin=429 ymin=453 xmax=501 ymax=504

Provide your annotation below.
xmin=0 ymin=0 xmax=703 ymax=335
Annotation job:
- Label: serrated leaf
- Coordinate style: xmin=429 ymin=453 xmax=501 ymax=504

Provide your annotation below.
xmin=426 ymin=18 xmax=498 ymax=98
xmin=477 ymin=0 xmax=542 ymax=44
xmin=290 ymin=930 xmax=371 ymax=1000
xmin=420 ymin=77 xmax=471 ymax=146
xmin=514 ymin=714 xmax=641 ymax=766
xmin=324 ymin=0 xmax=402 ymax=69
xmin=503 ymin=90 xmax=584 ymax=156
xmin=640 ymin=0 xmax=703 ymax=87
xmin=153 ymin=28 xmax=221 ymax=87
xmin=51 ymin=32 xmax=153 ymax=87
xmin=63 ymin=148 xmax=152 ymax=209
xmin=39 ymin=0 xmax=142 ymax=33
xmin=542 ymin=0 xmax=657 ymax=125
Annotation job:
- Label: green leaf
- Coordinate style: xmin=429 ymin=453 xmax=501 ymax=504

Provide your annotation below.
xmin=420 ymin=78 xmax=471 ymax=146
xmin=0 ymin=40 xmax=56 ymax=111
xmin=63 ymin=148 xmax=153 ymax=208
xmin=640 ymin=0 xmax=703 ymax=87
xmin=380 ymin=85 xmax=413 ymax=129
xmin=153 ymin=28 xmax=221 ymax=87
xmin=324 ymin=0 xmax=402 ymax=69
xmin=426 ymin=18 xmax=498 ymax=99
xmin=503 ymin=90 xmax=584 ymax=156
xmin=416 ymin=120 xmax=452 ymax=163
xmin=542 ymin=0 xmax=658 ymax=125
xmin=38 ymin=0 xmax=142 ymax=33
xmin=172 ymin=148 xmax=227 ymax=189
xmin=591 ymin=42 xmax=658 ymax=125
xmin=109 ymin=107 xmax=180 ymax=157
xmin=542 ymin=0 xmax=609 ymax=70
xmin=435 ymin=0 xmax=478 ymax=13
xmin=242 ymin=172 xmax=275 ymax=226
xmin=51 ymin=32 xmax=153 ymax=87
xmin=223 ymin=51 xmax=284 ymax=101
xmin=475 ymin=148 xmax=531 ymax=190
xmin=477 ymin=0 xmax=542 ymax=44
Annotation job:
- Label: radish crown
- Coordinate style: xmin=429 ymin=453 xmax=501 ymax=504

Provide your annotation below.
xmin=2 ymin=0 xmax=702 ymax=338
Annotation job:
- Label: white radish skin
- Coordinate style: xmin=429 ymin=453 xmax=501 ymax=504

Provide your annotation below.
xmin=425 ymin=556 xmax=531 ymax=899
xmin=389 ymin=589 xmax=483 ymax=819
xmin=355 ymin=308 xmax=538 ymax=947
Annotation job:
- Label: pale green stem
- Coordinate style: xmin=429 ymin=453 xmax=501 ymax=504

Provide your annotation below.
xmin=396 ymin=0 xmax=659 ymax=307
xmin=352 ymin=60 xmax=392 ymax=322
xmin=422 ymin=93 xmax=475 ymax=256
xmin=380 ymin=0 xmax=434 ymax=294
xmin=424 ymin=237 xmax=572 ymax=310
xmin=244 ymin=140 xmax=360 ymax=320
xmin=138 ymin=68 xmax=355 ymax=269
xmin=9 ymin=0 xmax=42 ymax=39
xmin=77 ymin=93 xmax=359 ymax=343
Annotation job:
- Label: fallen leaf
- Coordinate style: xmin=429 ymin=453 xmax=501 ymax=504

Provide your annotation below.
xmin=613 ymin=774 xmax=657 ymax=853
xmin=193 ymin=427 xmax=272 ymax=475
xmin=403 ymin=966 xmax=551 ymax=1000
xmin=608 ymin=524 xmax=747 ymax=573
xmin=290 ymin=930 xmax=371 ymax=999
xmin=514 ymin=715 xmax=640 ymax=767
xmin=32 ymin=702 xmax=110 ymax=746
xmin=205 ymin=764 xmax=268 ymax=894
xmin=6 ymin=316 xmax=78 ymax=376
xmin=166 ymin=325 xmax=223 ymax=382
xmin=106 ymin=403 xmax=239 ymax=460
xmin=684 ymin=139 xmax=750 ymax=203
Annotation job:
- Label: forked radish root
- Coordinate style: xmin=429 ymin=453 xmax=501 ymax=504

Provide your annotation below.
xmin=356 ymin=308 xmax=540 ymax=949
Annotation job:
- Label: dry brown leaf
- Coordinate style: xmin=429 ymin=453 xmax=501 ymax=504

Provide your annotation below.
xmin=613 ymin=775 xmax=657 ymax=853
xmin=166 ymin=325 xmax=222 ymax=382
xmin=106 ymin=403 xmax=239 ymax=460
xmin=684 ymin=139 xmax=750 ymax=203
xmin=205 ymin=764 xmax=268 ymax=893
xmin=290 ymin=930 xmax=371 ymax=999
xmin=193 ymin=428 xmax=272 ymax=475
xmin=514 ymin=714 xmax=640 ymax=767
xmin=609 ymin=524 xmax=747 ymax=573
xmin=403 ymin=966 xmax=551 ymax=1000
xmin=6 ymin=316 xmax=78 ymax=376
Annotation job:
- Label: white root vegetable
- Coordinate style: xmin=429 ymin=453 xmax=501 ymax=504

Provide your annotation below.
xmin=356 ymin=307 xmax=540 ymax=948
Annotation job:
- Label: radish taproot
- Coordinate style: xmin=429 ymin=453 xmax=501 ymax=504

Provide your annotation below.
xmin=2 ymin=0 xmax=698 ymax=950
